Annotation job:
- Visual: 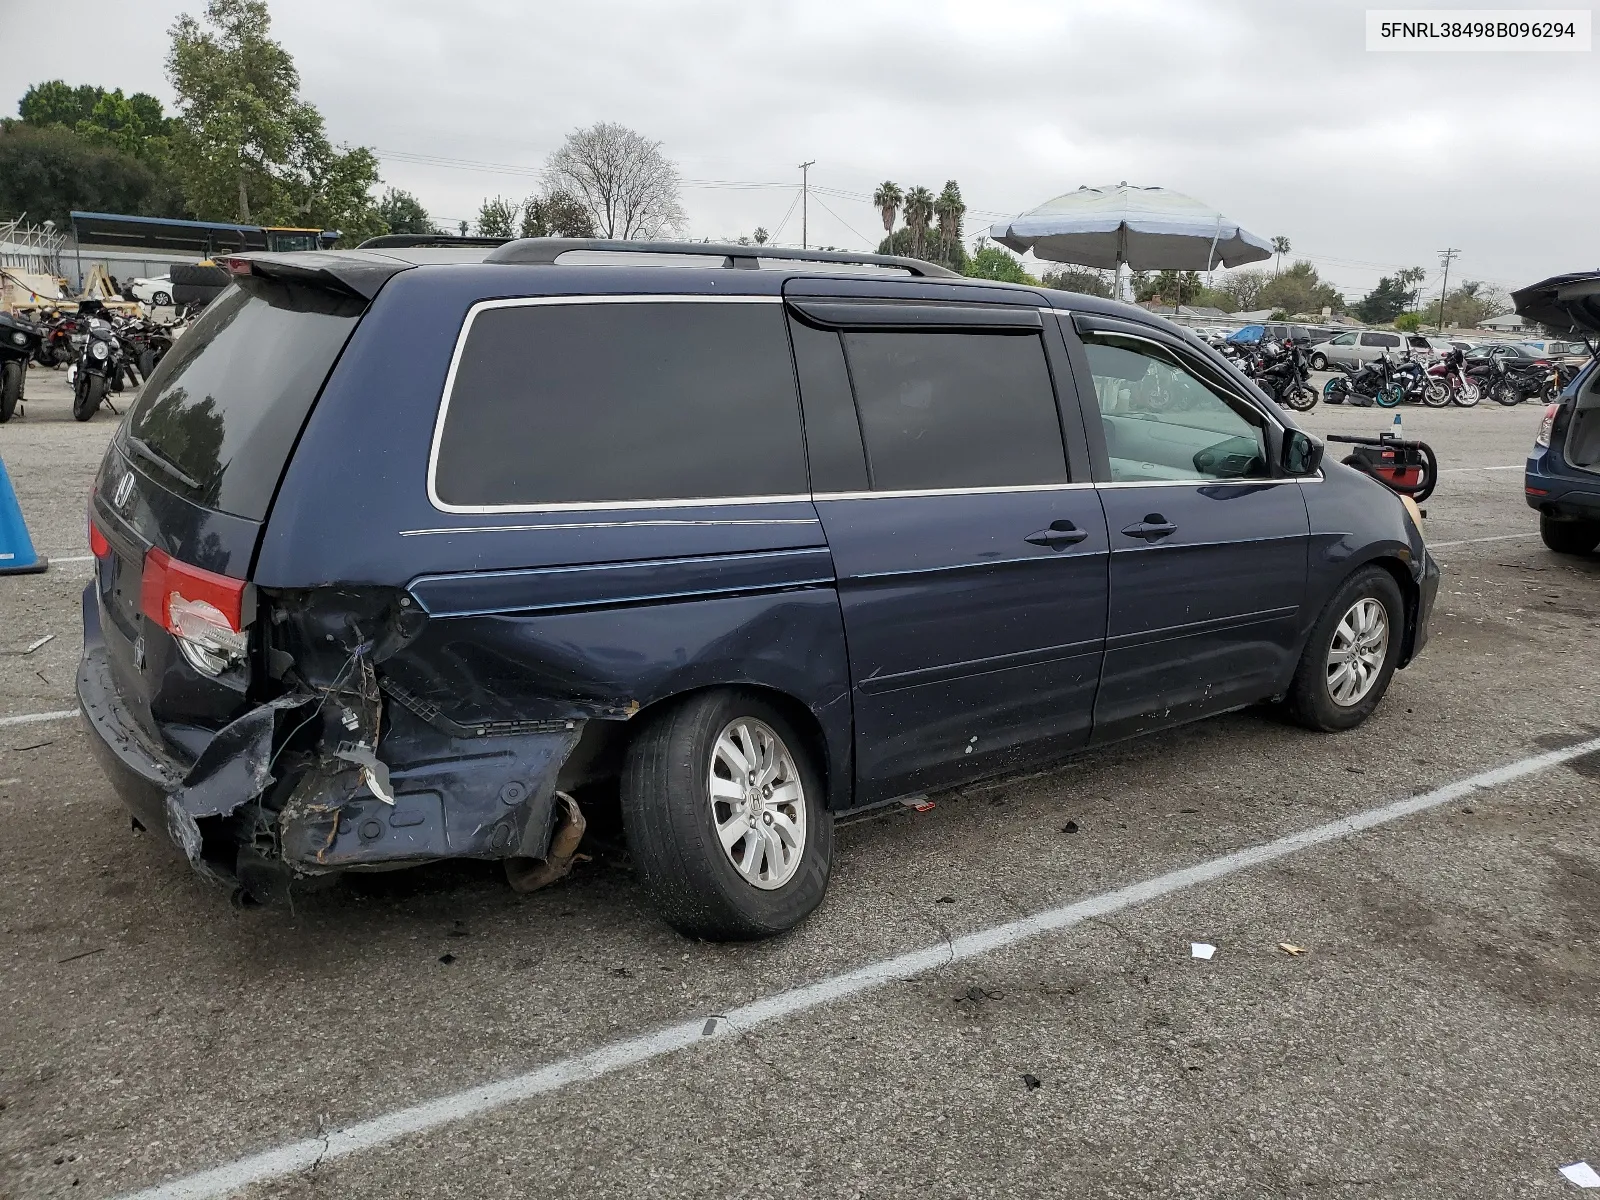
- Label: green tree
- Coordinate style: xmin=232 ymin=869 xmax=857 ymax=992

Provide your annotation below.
xmin=18 ymin=81 xmax=104 ymax=128
xmin=476 ymin=195 xmax=519 ymax=238
xmin=1395 ymin=265 xmax=1427 ymax=310
xmin=876 ymin=226 xmax=965 ymax=272
xmin=376 ymin=188 xmax=432 ymax=235
xmin=872 ymin=181 xmax=902 ymax=242
xmin=1259 ymin=260 xmax=1343 ymax=316
xmin=1355 ymin=276 xmax=1412 ymax=324
xmin=166 ymin=0 xmax=380 ymax=237
xmin=963 ymin=245 xmax=1036 ymax=285
xmin=1271 ymin=235 xmax=1291 ymax=274
xmin=0 ymin=123 xmax=183 ymax=226
xmin=1439 ymin=281 xmax=1509 ymax=329
xmin=1138 ymin=269 xmax=1205 ymax=307
xmin=517 ymin=189 xmax=596 ymax=238
xmin=1393 ymin=311 xmax=1424 ymax=332
xmin=901 ymin=185 xmax=935 ymax=260
xmin=1040 ymin=267 xmax=1112 ymax=298
xmin=752 ymin=226 xmax=769 ymax=246
xmin=1216 ymin=267 xmax=1269 ymax=311
xmin=541 ymin=121 xmax=684 ymax=239
xmin=934 ymin=180 xmax=965 ymax=262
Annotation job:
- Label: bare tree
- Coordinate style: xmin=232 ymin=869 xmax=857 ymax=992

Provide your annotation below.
xmin=542 ymin=122 xmax=685 ymax=240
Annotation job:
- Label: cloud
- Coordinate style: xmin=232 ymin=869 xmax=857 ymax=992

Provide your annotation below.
xmin=2 ymin=0 xmax=1594 ymax=298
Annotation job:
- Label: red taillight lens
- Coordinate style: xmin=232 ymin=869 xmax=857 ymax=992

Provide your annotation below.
xmin=1535 ymin=403 xmax=1559 ymax=449
xmin=224 ymin=257 xmax=253 ymax=276
xmin=88 ymin=513 xmax=111 ymax=559
xmin=139 ymin=549 xmax=251 ymax=676
xmin=139 ymin=548 xmax=247 ymax=633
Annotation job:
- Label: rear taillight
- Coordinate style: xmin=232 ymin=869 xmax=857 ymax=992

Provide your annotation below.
xmin=1535 ymin=403 xmax=1559 ymax=448
xmin=139 ymin=548 xmax=252 ymax=676
xmin=88 ymin=510 xmax=111 ymax=559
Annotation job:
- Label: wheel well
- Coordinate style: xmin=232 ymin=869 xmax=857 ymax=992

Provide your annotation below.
xmin=1368 ymin=555 xmax=1421 ymax=662
xmin=555 ymin=684 xmax=839 ymax=809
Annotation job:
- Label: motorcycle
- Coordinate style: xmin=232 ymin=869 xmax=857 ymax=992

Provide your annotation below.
xmin=1542 ymin=359 xmax=1584 ymax=402
xmin=1252 ymin=338 xmax=1318 ymax=411
xmin=72 ymin=314 xmax=126 ymax=421
xmin=1481 ymin=356 xmax=1547 ymax=407
xmin=30 ymin=310 xmax=78 ymax=368
xmin=1426 ymin=348 xmax=1480 ymax=407
xmin=119 ymin=316 xmax=174 ymax=381
xmin=0 ymin=310 xmax=42 ymax=423
xmin=1391 ymin=358 xmax=1435 ymax=406
xmin=1324 ymin=353 xmax=1401 ymax=407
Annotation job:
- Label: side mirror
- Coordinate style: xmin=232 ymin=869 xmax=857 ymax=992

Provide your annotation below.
xmin=1283 ymin=429 xmax=1324 ymax=476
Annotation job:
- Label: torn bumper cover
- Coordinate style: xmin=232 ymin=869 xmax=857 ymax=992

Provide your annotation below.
xmin=76 ymin=641 xmax=584 ymax=898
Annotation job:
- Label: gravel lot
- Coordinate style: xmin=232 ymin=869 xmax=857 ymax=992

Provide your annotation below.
xmin=2 ymin=363 xmax=1597 ymax=1200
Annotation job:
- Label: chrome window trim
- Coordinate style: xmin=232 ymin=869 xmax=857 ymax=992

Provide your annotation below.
xmin=814 ymin=481 xmax=1095 ymax=502
xmin=399 ymin=517 xmax=822 ymax=537
xmin=1097 ymin=477 xmax=1295 ymax=490
xmin=426 ymin=294 xmax=785 ymax=516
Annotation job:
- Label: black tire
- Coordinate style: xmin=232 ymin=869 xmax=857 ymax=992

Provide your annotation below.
xmin=169 ymin=262 xmax=230 ymax=288
xmin=621 ymin=689 xmax=832 ymax=941
xmin=152 ymin=290 xmax=172 ymax=307
xmin=1285 ymin=565 xmax=1405 ymax=732
xmin=1310 ymin=353 xmax=1328 ymax=371
xmin=1281 ymin=383 xmax=1318 ymax=412
xmin=1539 ymin=515 xmax=1600 ymax=556
xmin=0 ymin=360 xmax=21 ymax=423
xmin=73 ymin=370 xmax=106 ymax=421
xmin=1493 ymin=381 xmax=1522 ymax=406
xmin=137 ymin=349 xmax=157 ymax=379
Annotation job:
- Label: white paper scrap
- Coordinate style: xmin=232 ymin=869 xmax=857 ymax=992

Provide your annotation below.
xmin=1560 ymin=1162 xmax=1600 ymax=1188
xmin=1190 ymin=943 xmax=1216 ymax=961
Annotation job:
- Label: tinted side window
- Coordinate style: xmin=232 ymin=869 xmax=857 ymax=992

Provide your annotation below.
xmin=1332 ymin=333 xmax=1357 ymax=345
xmin=1376 ymin=333 xmax=1402 ymax=348
xmin=840 ymin=331 xmax=1067 ymax=491
xmin=434 ymin=301 xmax=808 ymax=507
xmin=788 ymin=318 xmax=867 ymax=492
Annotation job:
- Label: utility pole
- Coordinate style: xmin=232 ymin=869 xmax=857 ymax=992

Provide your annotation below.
xmin=798 ymin=160 xmax=816 ymax=250
xmin=1434 ymin=247 xmax=1459 ymax=333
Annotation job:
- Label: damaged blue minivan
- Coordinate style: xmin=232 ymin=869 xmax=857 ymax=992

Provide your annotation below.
xmin=78 ymin=237 xmax=1438 ymax=939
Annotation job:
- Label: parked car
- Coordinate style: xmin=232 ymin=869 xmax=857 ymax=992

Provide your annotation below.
xmin=1517 ymin=271 xmax=1600 ymax=555
xmin=1229 ymin=322 xmax=1313 ymax=347
xmin=78 ymin=238 xmax=1438 ymax=939
xmin=128 ymin=275 xmax=174 ymax=307
xmin=1308 ymin=329 xmax=1402 ymax=370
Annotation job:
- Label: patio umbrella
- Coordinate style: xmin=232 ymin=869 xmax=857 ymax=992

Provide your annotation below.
xmin=988 ymin=182 xmax=1273 ymax=299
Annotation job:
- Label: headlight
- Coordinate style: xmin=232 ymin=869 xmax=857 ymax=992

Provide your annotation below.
xmin=9 ymin=331 xmax=24 ymax=346
xmin=91 ymin=341 xmax=109 ymax=360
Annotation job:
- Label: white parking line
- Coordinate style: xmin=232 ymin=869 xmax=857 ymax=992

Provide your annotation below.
xmin=50 ymin=554 xmax=95 ymax=564
xmin=1439 ymin=464 xmax=1524 ymax=474
xmin=0 ymin=710 xmax=77 ymax=729
xmin=117 ymin=735 xmax=1600 ymax=1200
xmin=1429 ymin=532 xmax=1537 ymax=548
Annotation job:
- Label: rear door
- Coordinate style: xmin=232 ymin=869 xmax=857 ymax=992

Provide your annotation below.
xmin=786 ymin=288 xmax=1109 ymax=805
xmin=1068 ymin=316 xmax=1310 ymax=743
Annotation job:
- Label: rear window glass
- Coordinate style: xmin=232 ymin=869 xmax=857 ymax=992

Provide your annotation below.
xmin=124 ymin=280 xmax=362 ymax=520
xmin=433 ymin=300 xmax=808 ymax=508
xmin=840 ymin=330 xmax=1067 ymax=491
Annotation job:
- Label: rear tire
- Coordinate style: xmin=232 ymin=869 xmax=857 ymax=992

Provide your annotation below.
xmin=1493 ymin=381 xmax=1522 ymax=406
xmin=1310 ymin=353 xmax=1328 ymax=371
xmin=0 ymin=360 xmax=21 ymax=423
xmin=152 ymin=290 xmax=172 ymax=307
xmin=1539 ymin=515 xmax=1600 ymax=556
xmin=1285 ymin=566 xmax=1405 ymax=732
xmin=621 ymin=689 xmax=832 ymax=941
xmin=73 ymin=370 xmax=105 ymax=421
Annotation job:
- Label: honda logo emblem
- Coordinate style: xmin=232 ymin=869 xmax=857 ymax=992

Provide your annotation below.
xmin=112 ymin=473 xmax=135 ymax=511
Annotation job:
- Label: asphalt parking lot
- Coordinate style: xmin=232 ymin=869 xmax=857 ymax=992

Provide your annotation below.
xmin=2 ymin=365 xmax=1598 ymax=1200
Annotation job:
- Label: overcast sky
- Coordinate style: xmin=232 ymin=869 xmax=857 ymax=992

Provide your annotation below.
xmin=2 ymin=0 xmax=1594 ymax=301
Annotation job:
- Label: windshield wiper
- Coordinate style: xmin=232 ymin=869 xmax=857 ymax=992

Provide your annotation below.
xmin=124 ymin=434 xmax=203 ymax=492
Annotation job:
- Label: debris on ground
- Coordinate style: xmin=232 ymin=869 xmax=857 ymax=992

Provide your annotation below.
xmin=900 ymin=796 xmax=936 ymax=812
xmin=438 ymin=953 xmax=456 ymax=965
xmin=1278 ymin=943 xmax=1307 ymax=956
xmin=23 ymin=634 xmax=54 ymax=654
xmin=1559 ymin=1161 xmax=1600 ymax=1188
xmin=1061 ymin=820 xmax=1079 ymax=834
xmin=1022 ymin=1073 xmax=1041 ymax=1090
xmin=936 ymin=895 xmax=955 ymax=904
xmin=1190 ymin=943 xmax=1216 ymax=960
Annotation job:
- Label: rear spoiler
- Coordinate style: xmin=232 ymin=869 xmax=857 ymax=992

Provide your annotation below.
xmin=221 ymin=251 xmax=415 ymax=300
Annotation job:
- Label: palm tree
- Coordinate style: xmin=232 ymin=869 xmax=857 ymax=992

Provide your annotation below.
xmin=903 ymin=186 xmax=935 ymax=259
xmin=934 ymin=180 xmax=965 ymax=261
xmin=873 ymin=181 xmax=902 ymax=240
xmin=1271 ymin=235 xmax=1291 ymax=274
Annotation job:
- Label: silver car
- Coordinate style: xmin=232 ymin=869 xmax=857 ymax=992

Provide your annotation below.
xmin=1308 ymin=329 xmax=1406 ymax=370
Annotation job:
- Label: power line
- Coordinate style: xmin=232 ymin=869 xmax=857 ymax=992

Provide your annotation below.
xmin=1434 ymin=247 xmax=1460 ymax=332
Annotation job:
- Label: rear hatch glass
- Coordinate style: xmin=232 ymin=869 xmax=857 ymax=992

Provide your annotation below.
xmin=123 ymin=278 xmax=364 ymax=521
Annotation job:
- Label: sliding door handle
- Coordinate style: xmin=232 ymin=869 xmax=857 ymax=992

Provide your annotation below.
xmin=1026 ymin=520 xmax=1090 ymax=549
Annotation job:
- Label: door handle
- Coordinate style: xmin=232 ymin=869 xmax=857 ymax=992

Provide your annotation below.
xmin=1121 ymin=514 xmax=1177 ymax=541
xmin=1025 ymin=519 xmax=1090 ymax=549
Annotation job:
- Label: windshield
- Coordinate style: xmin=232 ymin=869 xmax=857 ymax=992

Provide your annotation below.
xmin=124 ymin=278 xmax=364 ymax=520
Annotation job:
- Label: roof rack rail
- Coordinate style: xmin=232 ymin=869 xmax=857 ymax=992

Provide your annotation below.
xmin=358 ymin=233 xmax=511 ymax=249
xmin=482 ymin=238 xmax=962 ymax=279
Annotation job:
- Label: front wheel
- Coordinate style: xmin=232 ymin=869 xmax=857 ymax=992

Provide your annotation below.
xmin=1493 ymin=381 xmax=1522 ymax=407
xmin=1285 ymin=566 xmax=1404 ymax=732
xmin=0 ymin=360 xmax=21 ymax=423
xmin=1375 ymin=385 xmax=1402 ymax=408
xmin=73 ymin=370 xmax=106 ymax=421
xmin=1423 ymin=380 xmax=1450 ymax=407
xmin=1310 ymin=353 xmax=1328 ymax=371
xmin=1282 ymin=383 xmax=1318 ymax=412
xmin=1453 ymin=381 xmax=1481 ymax=407
xmin=1539 ymin=515 xmax=1600 ymax=556
xmin=621 ymin=690 xmax=832 ymax=940
xmin=152 ymin=290 xmax=172 ymax=307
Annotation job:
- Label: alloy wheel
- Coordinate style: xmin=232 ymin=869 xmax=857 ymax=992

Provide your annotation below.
xmin=708 ymin=717 xmax=808 ymax=890
xmin=1326 ymin=598 xmax=1389 ymax=706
